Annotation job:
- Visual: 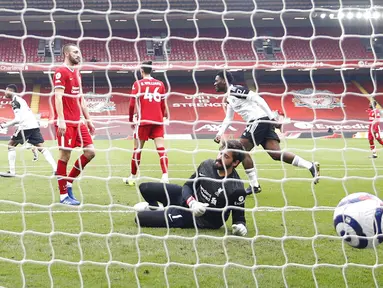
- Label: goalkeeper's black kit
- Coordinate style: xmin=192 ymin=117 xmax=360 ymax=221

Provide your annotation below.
xmin=135 ymin=159 xmax=247 ymax=229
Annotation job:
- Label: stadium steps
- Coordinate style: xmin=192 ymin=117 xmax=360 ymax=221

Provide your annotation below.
xmin=352 ymin=80 xmax=382 ymax=109
xmin=244 ymin=71 xmax=256 ymax=91
xmin=30 ymin=84 xmax=41 ymax=114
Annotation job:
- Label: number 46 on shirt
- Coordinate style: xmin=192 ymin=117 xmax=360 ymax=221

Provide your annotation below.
xmin=144 ymin=86 xmax=161 ymax=102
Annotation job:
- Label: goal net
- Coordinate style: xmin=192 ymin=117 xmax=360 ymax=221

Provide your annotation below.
xmin=0 ymin=1 xmax=383 ymax=287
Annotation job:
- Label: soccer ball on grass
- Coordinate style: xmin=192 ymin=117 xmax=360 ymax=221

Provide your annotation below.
xmin=333 ymin=192 xmax=383 ymax=249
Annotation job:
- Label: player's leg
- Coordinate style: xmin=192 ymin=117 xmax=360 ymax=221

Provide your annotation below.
xmin=153 ymin=125 xmax=168 ymax=183
xmin=262 ymin=138 xmax=320 ymax=184
xmin=34 ymin=144 xmax=56 ymax=172
xmin=368 ymin=128 xmax=377 ymax=158
xmin=35 ymin=143 xmax=57 ymax=173
xmin=124 ymin=125 xmax=147 ymax=185
xmin=135 ymin=207 xmax=195 ymax=228
xmin=31 ymin=146 xmax=38 ymax=162
xmin=0 ymin=139 xmax=18 ymax=177
xmin=57 ymin=149 xmax=76 ymax=204
xmin=56 ymin=126 xmax=79 ymax=205
xmin=134 ymin=182 xmax=182 ymax=211
xmin=28 ymin=128 xmax=56 ymax=173
xmin=66 ymin=124 xmax=96 ymax=200
xmin=124 ymin=138 xmax=146 ymax=185
xmin=373 ymin=125 xmax=383 ymax=151
xmin=1 ymin=128 xmax=27 ymax=177
xmin=239 ymin=136 xmax=261 ymax=194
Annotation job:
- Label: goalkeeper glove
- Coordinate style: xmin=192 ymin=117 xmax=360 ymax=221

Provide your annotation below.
xmin=187 ymin=197 xmax=209 ymax=217
xmin=232 ymin=224 xmax=247 ymax=236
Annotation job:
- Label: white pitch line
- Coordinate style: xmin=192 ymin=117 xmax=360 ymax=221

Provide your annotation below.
xmin=0 ymin=207 xmax=336 ymax=215
xmin=4 ymin=168 xmax=383 ymax=174
xmin=0 ymin=210 xmax=135 ymax=214
xmin=0 ymin=163 xmax=382 ymax=168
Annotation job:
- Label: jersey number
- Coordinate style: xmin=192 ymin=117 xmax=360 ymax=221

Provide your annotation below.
xmin=144 ymin=87 xmax=161 ymax=102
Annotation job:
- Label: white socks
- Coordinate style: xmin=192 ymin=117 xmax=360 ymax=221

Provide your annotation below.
xmin=41 ymin=148 xmax=57 ymax=172
xmin=292 ymin=156 xmax=313 ymax=170
xmin=8 ymin=149 xmax=16 ymax=174
xmin=245 ymin=168 xmax=259 ymax=187
xmin=8 ymin=147 xmax=57 ymax=175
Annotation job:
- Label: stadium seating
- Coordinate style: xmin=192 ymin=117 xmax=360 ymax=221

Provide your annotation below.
xmin=275 ymin=38 xmax=373 ymax=61
xmin=0 ymin=29 xmax=374 ymax=63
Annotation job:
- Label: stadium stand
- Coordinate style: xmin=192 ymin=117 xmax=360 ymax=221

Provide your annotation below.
xmin=0 ymin=29 xmax=374 ymax=63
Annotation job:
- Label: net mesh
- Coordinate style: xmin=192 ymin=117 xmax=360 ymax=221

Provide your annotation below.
xmin=0 ymin=0 xmax=382 ymax=287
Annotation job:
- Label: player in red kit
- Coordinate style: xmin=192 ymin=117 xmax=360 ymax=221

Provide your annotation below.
xmin=54 ymin=43 xmax=96 ymax=205
xmin=123 ymin=61 xmax=168 ymax=185
xmin=367 ymin=101 xmax=383 ymax=158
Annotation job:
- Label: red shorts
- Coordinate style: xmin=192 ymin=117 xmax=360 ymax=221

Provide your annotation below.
xmin=368 ymin=124 xmax=381 ymax=140
xmin=56 ymin=124 xmax=93 ymax=149
xmin=134 ymin=125 xmax=164 ymax=141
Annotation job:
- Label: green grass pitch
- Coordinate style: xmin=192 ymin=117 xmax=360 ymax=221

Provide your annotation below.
xmin=0 ymin=138 xmax=383 ymax=287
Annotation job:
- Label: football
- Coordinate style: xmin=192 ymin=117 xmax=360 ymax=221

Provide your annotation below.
xmin=333 ymin=192 xmax=383 ymax=249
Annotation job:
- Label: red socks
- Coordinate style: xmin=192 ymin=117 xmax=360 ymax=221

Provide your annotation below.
xmin=157 ymin=147 xmax=168 ymax=174
xmin=67 ymin=154 xmax=91 ymax=183
xmin=131 ymin=149 xmax=142 ymax=175
xmin=57 ymin=160 xmax=68 ymax=195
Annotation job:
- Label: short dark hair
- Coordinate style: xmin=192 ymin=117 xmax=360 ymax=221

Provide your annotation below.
xmin=62 ymin=43 xmax=78 ymax=54
xmin=141 ymin=61 xmax=153 ymax=75
xmin=6 ymin=84 xmax=17 ymax=93
xmin=217 ymin=70 xmax=234 ymax=84
xmin=220 ymin=140 xmax=245 ymax=163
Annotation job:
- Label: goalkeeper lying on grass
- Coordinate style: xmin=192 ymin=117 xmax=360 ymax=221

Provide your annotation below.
xmin=134 ymin=140 xmax=248 ymax=236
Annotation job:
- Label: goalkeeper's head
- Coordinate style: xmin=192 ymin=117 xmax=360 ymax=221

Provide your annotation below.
xmin=140 ymin=60 xmax=153 ymax=77
xmin=215 ymin=139 xmax=245 ymax=172
xmin=5 ymin=84 xmax=17 ymax=99
xmin=214 ymin=70 xmax=234 ymax=93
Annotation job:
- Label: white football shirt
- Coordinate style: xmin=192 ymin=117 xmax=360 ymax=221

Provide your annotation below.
xmin=10 ymin=95 xmax=39 ymax=130
xmin=217 ymin=85 xmax=275 ymax=136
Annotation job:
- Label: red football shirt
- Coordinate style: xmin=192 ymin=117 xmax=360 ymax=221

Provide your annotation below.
xmin=368 ymin=108 xmax=380 ymax=123
xmin=53 ymin=65 xmax=82 ymax=127
xmin=129 ymin=77 xmax=166 ymax=125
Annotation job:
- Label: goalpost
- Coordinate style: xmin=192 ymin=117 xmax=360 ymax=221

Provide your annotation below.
xmin=1 ymin=1 xmax=383 ymax=287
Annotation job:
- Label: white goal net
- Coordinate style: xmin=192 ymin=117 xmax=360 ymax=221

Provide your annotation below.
xmin=0 ymin=0 xmax=383 ymax=287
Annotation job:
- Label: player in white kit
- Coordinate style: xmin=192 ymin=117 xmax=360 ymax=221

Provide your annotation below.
xmin=214 ymin=71 xmax=320 ymax=194
xmin=0 ymin=84 xmax=56 ymax=177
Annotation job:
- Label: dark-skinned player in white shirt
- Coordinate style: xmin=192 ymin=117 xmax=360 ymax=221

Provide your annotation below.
xmin=214 ymin=71 xmax=320 ymax=195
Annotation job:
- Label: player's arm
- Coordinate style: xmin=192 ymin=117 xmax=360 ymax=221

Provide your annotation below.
xmin=55 ymin=88 xmax=66 ymax=136
xmin=80 ymin=96 xmax=95 ymax=135
xmin=161 ymin=83 xmax=168 ymax=120
xmin=0 ymin=101 xmax=21 ymax=129
xmin=54 ymin=70 xmax=67 ymax=136
xmin=215 ymin=104 xmax=235 ymax=143
xmin=230 ymin=189 xmax=247 ymax=236
xmin=129 ymin=82 xmax=138 ymax=128
xmin=182 ymin=165 xmax=208 ymax=217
